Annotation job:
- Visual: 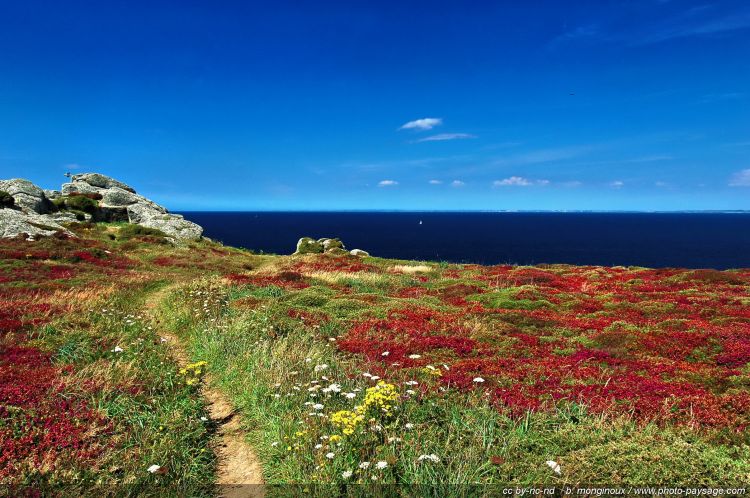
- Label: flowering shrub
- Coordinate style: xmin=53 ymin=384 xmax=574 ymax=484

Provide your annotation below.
xmin=180 ymin=361 xmax=209 ymax=386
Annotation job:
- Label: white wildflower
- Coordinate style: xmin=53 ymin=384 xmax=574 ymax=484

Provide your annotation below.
xmin=314 ymin=364 xmax=328 ymax=372
xmin=473 ymin=377 xmax=485 ymax=383
xmin=345 ymin=392 xmax=356 ymax=399
xmin=418 ymin=454 xmax=440 ymax=463
xmin=359 ymin=461 xmax=370 ymax=469
xmin=342 ymin=470 xmax=353 ymax=479
xmin=546 ymin=460 xmax=561 ymax=475
xmin=326 ymin=452 xmax=335 ymax=459
xmin=405 ymin=423 xmax=414 ymax=430
xmin=147 ymin=464 xmax=161 ymax=473
xmin=375 ymin=461 xmax=388 ymax=469
xmin=408 ymin=354 xmax=422 ymax=359
xmin=112 ymin=346 xmax=124 ymax=353
xmin=381 ymin=351 xmax=390 ymax=357
xmin=313 ymin=403 xmax=324 ymax=410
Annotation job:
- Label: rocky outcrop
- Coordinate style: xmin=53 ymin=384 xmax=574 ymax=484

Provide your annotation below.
xmin=0 ymin=173 xmax=203 ymax=241
xmin=294 ymin=237 xmax=370 ymax=257
xmin=0 ymin=179 xmax=52 ymax=214
xmin=70 ymin=173 xmax=136 ymax=193
xmin=0 ymin=209 xmax=72 ymax=239
xmin=65 ymin=174 xmax=203 ymax=240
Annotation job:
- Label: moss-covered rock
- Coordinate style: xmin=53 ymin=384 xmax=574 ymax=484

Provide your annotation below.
xmin=319 ymin=238 xmax=345 ymax=251
xmin=295 ymin=237 xmax=324 ymax=254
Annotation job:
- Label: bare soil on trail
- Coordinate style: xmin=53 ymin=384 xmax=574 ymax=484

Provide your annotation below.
xmin=144 ymin=286 xmax=265 ymax=498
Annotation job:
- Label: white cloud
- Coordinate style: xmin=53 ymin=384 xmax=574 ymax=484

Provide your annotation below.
xmin=609 ymin=180 xmax=625 ymax=188
xmin=416 ymin=133 xmax=475 ymax=142
xmin=378 ymin=180 xmax=399 ymax=187
xmin=64 ymin=163 xmax=84 ymax=171
xmin=493 ymin=176 xmax=533 ymax=187
xmin=428 ymin=179 xmax=443 ymax=185
xmin=655 ymin=181 xmax=669 ymax=188
xmin=400 ymin=118 xmax=442 ymax=131
xmin=729 ymin=169 xmax=750 ymax=187
xmin=451 ymin=180 xmax=465 ymax=187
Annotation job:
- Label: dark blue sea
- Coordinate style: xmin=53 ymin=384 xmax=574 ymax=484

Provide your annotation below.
xmin=180 ymin=212 xmax=750 ymax=269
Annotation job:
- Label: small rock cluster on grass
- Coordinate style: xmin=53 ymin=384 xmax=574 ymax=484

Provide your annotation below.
xmin=0 ymin=173 xmax=203 ymax=241
xmin=294 ymin=237 xmax=370 ymax=257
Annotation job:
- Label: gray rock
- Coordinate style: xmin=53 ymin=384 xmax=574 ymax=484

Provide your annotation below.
xmin=100 ymin=187 xmax=141 ymax=207
xmin=0 ymin=209 xmax=73 ymax=238
xmin=61 ymin=182 xmax=101 ymax=196
xmin=48 ymin=211 xmax=81 ymax=224
xmin=139 ymin=214 xmax=203 ymax=241
xmin=70 ymin=173 xmax=136 ymax=193
xmin=0 ymin=179 xmax=51 ymax=214
xmin=44 ymin=189 xmax=62 ymax=200
xmin=295 ymin=237 xmax=324 ymax=254
xmin=350 ymin=249 xmax=370 ymax=257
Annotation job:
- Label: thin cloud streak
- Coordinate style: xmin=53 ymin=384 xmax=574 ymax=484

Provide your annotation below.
xmin=378 ymin=180 xmax=398 ymax=187
xmin=416 ymin=133 xmax=476 ymax=143
xmin=729 ymin=169 xmax=750 ymax=187
xmin=551 ymin=7 xmax=750 ymax=48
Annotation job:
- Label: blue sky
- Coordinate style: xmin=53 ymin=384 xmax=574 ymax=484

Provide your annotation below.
xmin=1 ymin=0 xmax=749 ymax=211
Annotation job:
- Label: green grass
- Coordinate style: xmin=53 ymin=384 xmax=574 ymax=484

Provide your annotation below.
xmin=157 ymin=277 xmax=750 ymax=493
xmin=26 ymin=284 xmax=216 ymax=496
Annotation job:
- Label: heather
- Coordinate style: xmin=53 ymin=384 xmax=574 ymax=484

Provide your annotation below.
xmin=2 ymin=224 xmax=750 ymax=492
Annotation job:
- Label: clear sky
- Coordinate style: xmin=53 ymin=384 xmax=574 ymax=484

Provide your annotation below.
xmin=1 ymin=0 xmax=749 ymax=211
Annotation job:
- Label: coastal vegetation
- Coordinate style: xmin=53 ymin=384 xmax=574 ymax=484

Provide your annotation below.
xmin=2 ymin=221 xmax=749 ymax=493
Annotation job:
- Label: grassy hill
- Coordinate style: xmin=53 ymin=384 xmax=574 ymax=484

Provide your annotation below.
xmin=2 ymin=222 xmax=749 ymax=494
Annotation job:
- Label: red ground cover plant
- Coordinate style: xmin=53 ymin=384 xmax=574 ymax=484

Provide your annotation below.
xmin=336 ymin=264 xmax=750 ymax=431
xmin=288 ymin=256 xmax=379 ymax=274
xmin=225 ymin=270 xmax=310 ymax=289
xmin=0 ymin=345 xmax=112 ymax=480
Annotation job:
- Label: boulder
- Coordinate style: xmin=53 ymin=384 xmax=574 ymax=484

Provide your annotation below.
xmin=61 ymin=182 xmax=101 ymax=196
xmin=0 ymin=179 xmax=51 ymax=214
xmin=350 ymin=249 xmax=370 ymax=257
xmin=44 ymin=189 xmax=62 ymax=201
xmin=138 ymin=213 xmax=203 ymax=241
xmin=100 ymin=187 xmax=142 ymax=207
xmin=0 ymin=209 xmax=72 ymax=238
xmin=295 ymin=237 xmax=324 ymax=254
xmin=70 ymin=173 xmax=136 ymax=193
xmin=319 ymin=238 xmax=345 ymax=252
xmin=326 ymin=247 xmax=350 ymax=256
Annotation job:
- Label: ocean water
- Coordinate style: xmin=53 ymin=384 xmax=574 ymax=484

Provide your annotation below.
xmin=180 ymin=212 xmax=750 ymax=269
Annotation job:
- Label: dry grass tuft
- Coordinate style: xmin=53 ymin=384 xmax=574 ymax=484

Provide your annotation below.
xmin=392 ymin=264 xmax=433 ymax=274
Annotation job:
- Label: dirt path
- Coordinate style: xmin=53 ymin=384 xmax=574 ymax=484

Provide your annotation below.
xmin=144 ymin=285 xmax=266 ymax=498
